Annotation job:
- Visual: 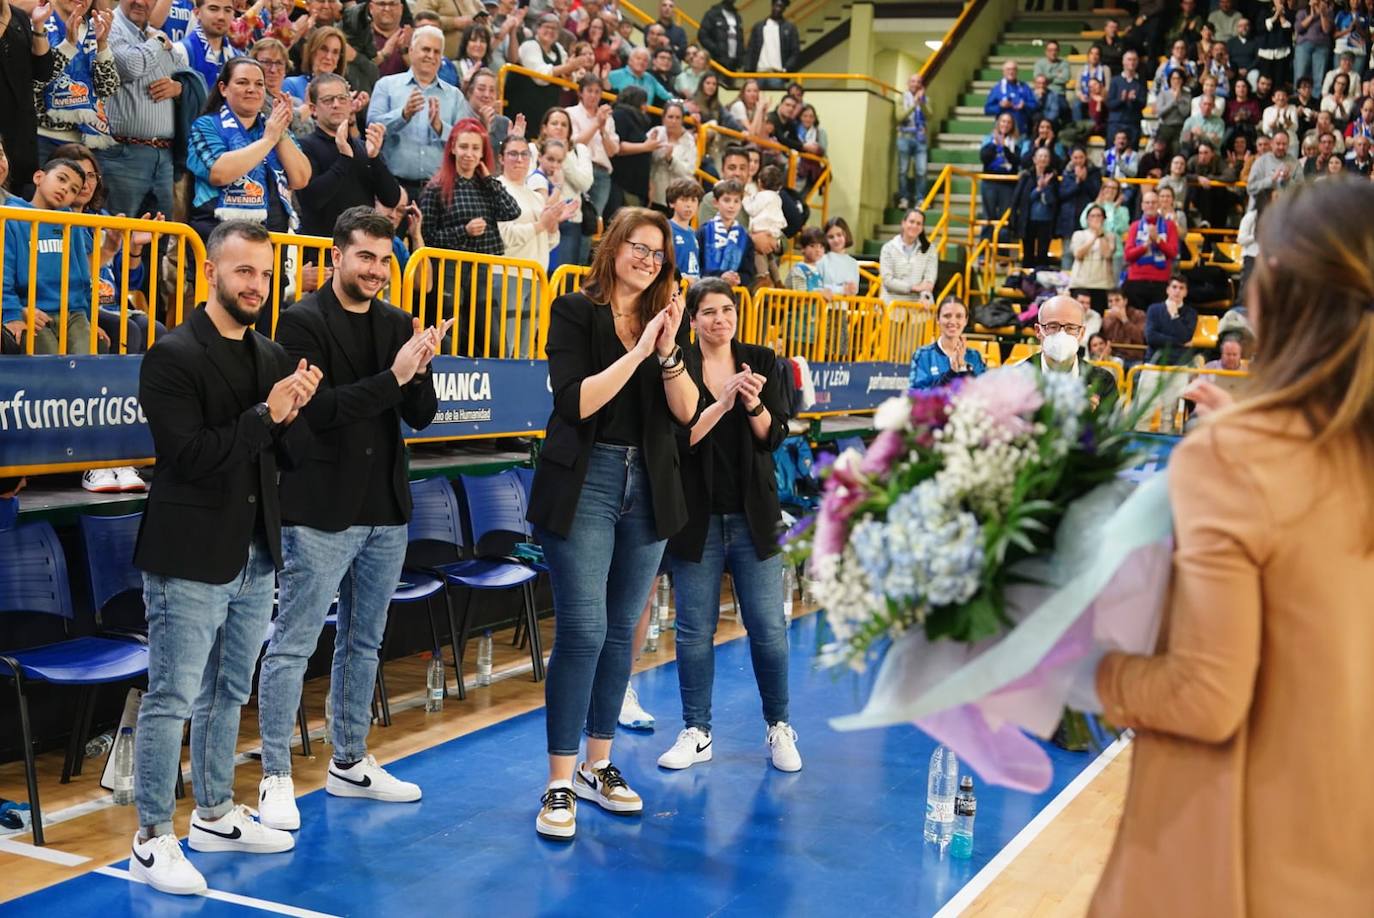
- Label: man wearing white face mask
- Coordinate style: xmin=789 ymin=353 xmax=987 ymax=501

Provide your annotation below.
xmin=1028 ymin=295 xmax=1119 ymax=412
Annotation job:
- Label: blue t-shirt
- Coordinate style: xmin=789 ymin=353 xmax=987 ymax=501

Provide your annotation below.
xmin=670 ymin=220 xmax=700 ymax=277
xmin=161 ymin=0 xmax=194 ymax=43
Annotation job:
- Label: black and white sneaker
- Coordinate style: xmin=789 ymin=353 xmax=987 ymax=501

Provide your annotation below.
xmin=326 ymin=755 xmax=422 ymax=802
xmin=536 ymin=781 xmax=577 ymax=840
xmin=129 ymin=832 xmax=207 ymax=895
xmin=657 ymin=727 xmax=713 ymax=770
xmin=573 ymin=760 xmax=643 ymax=814
xmin=188 ymin=804 xmax=294 ymax=854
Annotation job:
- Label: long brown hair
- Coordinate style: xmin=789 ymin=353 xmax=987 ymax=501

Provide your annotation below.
xmin=1236 ymin=177 xmax=1374 ymax=485
xmin=582 ymin=208 xmax=677 ymax=324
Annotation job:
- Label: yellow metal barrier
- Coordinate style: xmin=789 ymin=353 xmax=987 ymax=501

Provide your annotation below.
xmin=747 ymin=288 xmax=830 ymax=360
xmin=880 ymin=299 xmax=937 ymax=365
xmin=267 ymin=232 xmax=404 ymax=338
xmin=0 ymin=206 xmax=206 ymax=355
xmin=401 ymin=247 xmax=551 ymax=359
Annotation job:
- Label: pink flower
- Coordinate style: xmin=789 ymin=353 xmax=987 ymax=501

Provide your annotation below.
xmin=860 ymin=430 xmax=905 ymax=476
xmin=813 ymin=454 xmax=868 ymax=561
xmin=961 ymin=367 xmax=1043 ymax=438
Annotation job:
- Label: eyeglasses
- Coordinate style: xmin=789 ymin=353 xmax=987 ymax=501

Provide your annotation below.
xmin=503 ymin=149 xmax=531 ymax=159
xmin=626 ymin=242 xmax=666 ymax=264
xmin=1039 ymin=322 xmax=1084 ymax=336
xmin=316 ymin=93 xmax=351 ymax=105
xmin=257 ymin=59 xmax=287 ymax=70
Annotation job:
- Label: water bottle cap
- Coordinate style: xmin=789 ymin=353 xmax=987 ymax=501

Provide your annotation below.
xmin=960 ymin=775 xmax=973 ymax=790
xmin=120 ymin=726 xmax=134 ymax=735
xmin=483 ymin=629 xmax=493 ymax=637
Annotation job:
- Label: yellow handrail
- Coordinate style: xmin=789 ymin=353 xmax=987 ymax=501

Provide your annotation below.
xmin=0 ymin=207 xmax=206 ymax=355
xmin=401 ymin=247 xmax=552 ymax=359
xmin=266 ymin=232 xmax=405 ymax=338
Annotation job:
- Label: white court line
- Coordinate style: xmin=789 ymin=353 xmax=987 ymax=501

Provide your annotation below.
xmin=0 ymin=836 xmax=90 ymax=866
xmin=95 ymin=866 xmax=342 ymax=918
xmin=933 ymin=732 xmax=1133 ymax=918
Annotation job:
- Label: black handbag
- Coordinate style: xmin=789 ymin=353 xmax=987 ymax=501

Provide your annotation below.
xmin=580 ymin=193 xmax=599 ymax=233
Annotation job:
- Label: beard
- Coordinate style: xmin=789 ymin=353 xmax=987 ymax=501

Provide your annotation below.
xmin=338 ymin=272 xmax=385 ymax=304
xmin=215 ymin=275 xmax=264 ymax=329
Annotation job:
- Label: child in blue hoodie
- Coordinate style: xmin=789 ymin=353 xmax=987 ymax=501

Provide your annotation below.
xmin=697 ymin=179 xmax=756 ymax=288
xmin=2 ymin=158 xmax=97 ymax=354
xmin=666 ymin=177 xmax=703 ymax=281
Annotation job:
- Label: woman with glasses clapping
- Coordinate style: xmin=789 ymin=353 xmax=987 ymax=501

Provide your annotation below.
xmin=526 ymin=208 xmax=698 ymax=843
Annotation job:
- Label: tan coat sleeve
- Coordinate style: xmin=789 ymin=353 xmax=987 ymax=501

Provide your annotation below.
xmin=1097 ymin=426 xmax=1272 ymax=744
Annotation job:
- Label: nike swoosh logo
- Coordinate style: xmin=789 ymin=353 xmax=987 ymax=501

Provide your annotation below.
xmin=581 ymin=773 xmax=598 ymax=792
xmin=133 ymin=848 xmax=155 ymax=868
xmin=195 ymin=823 xmax=242 ymax=840
xmin=331 ymin=769 xmax=372 ymax=788
xmin=696 ymin=742 xmax=711 ymax=753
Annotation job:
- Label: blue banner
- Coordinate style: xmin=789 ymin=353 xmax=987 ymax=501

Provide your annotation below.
xmin=804 ymin=361 xmax=909 ymax=414
xmin=0 ymin=356 xmax=905 ymax=473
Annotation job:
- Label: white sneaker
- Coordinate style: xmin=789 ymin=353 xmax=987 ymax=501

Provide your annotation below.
xmin=617 ymin=685 xmax=655 ymax=730
xmin=257 ymin=775 xmax=300 ymax=831
xmin=82 ymin=468 xmax=121 ymax=493
xmin=573 ymin=760 xmax=642 ymax=814
xmin=188 ymin=804 xmax=294 ymax=854
xmin=767 ymin=722 xmax=802 ymax=772
xmin=536 ymin=781 xmax=576 ymax=840
xmin=326 ymin=754 xmax=422 ymax=802
xmin=657 ymin=727 xmax=713 ymax=770
xmin=897 ymin=197 xmax=911 ymax=210
xmin=129 ymin=832 xmax=207 ymax=896
xmin=113 ymin=466 xmax=147 ymax=492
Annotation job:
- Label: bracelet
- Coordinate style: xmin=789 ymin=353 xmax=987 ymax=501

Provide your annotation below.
xmin=661 ymin=363 xmax=686 ymax=381
xmin=657 ymin=345 xmax=683 ymax=369
xmin=745 ymin=401 xmax=766 ymax=417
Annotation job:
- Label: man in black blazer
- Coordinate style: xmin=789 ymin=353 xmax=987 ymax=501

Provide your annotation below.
xmin=1028 ymin=295 xmax=1120 ymax=412
xmin=745 ymin=0 xmax=800 ymax=87
xmin=256 ymin=207 xmax=446 ymax=828
xmin=130 ymin=221 xmax=323 ymax=897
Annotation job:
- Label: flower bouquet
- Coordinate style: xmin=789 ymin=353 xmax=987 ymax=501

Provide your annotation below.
xmin=786 ymin=367 xmax=1176 ymax=792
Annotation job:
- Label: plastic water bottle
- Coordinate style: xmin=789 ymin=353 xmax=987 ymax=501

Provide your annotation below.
xmin=782 ymin=566 xmax=795 ymax=624
xmin=111 ymin=727 xmax=135 ymax=805
xmin=476 ymin=631 xmax=493 ymax=686
xmin=923 ymin=744 xmax=958 ymax=847
xmin=656 ymin=574 xmax=671 ymax=623
xmin=85 ymin=732 xmax=114 ymax=760
xmin=950 ymin=775 xmax=977 ymax=859
xmin=646 ymin=596 xmax=662 ymax=652
xmin=425 ymin=651 xmax=444 ymax=712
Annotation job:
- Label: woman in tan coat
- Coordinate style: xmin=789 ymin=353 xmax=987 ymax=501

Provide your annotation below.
xmin=1089 ymin=178 xmax=1374 ymax=918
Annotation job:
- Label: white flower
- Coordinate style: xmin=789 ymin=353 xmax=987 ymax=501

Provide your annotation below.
xmin=833 ymin=447 xmax=865 ymax=477
xmin=873 ymin=395 xmax=912 ymax=432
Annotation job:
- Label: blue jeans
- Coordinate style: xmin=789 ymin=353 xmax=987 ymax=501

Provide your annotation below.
xmin=95 ymin=144 xmax=175 ymax=220
xmin=135 ymin=539 xmax=276 ymax=837
xmin=669 ymin=514 xmax=789 ymax=733
xmin=981 ymin=180 xmax=1015 ymax=240
xmin=896 ymin=132 xmax=928 ymax=204
xmin=536 ymin=444 xmax=666 ymax=756
xmin=1294 ymin=43 xmax=1331 ymax=94
xmin=258 ymin=524 xmax=408 ymax=776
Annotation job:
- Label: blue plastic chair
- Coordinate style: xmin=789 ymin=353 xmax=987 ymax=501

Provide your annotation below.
xmin=409 ymin=477 xmax=542 ymax=685
xmin=837 ymin=435 xmax=866 ymax=456
xmin=78 ymin=512 xmax=145 ymax=633
xmin=0 ymin=521 xmax=149 ymax=846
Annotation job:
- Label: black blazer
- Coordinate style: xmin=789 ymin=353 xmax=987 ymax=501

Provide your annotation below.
xmin=0 ymin=12 xmax=55 ymax=187
xmin=527 ymin=292 xmax=693 ymax=541
xmin=134 ymin=307 xmax=310 ymax=584
xmin=275 ymin=284 xmax=438 ymax=531
xmin=668 ymin=340 xmax=789 ymax=564
xmin=1027 ymin=353 xmax=1120 ymax=412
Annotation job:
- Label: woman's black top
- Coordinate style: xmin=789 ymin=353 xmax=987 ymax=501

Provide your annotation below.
xmin=667 ymin=340 xmax=789 ymax=563
xmin=527 ymin=292 xmax=696 ymax=540
xmin=611 ymin=105 xmax=652 ymax=200
xmin=0 ymin=12 xmax=55 ymax=189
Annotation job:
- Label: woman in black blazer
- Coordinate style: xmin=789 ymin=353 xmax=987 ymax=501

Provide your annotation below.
xmin=525 ymin=208 xmax=698 ymax=841
xmin=0 ymin=0 xmax=55 ymax=194
xmin=657 ymin=278 xmax=801 ymax=775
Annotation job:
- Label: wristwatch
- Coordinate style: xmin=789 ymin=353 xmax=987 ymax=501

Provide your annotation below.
xmin=745 ymin=400 xmax=766 ymax=417
xmin=254 ymin=402 xmax=276 ymax=428
xmin=657 ymin=346 xmax=683 ymax=369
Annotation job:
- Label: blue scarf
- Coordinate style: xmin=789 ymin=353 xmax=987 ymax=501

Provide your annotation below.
xmin=1078 ymin=64 xmax=1105 ymax=96
xmin=1132 ymin=214 xmax=1168 ymax=269
xmin=902 ymin=90 xmax=926 ymax=139
xmin=212 ymin=105 xmax=296 ymax=230
xmin=182 ymin=27 xmax=240 ymax=89
xmin=42 ymin=15 xmax=113 ymax=147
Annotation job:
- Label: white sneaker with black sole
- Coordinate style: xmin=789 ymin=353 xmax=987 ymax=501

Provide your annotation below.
xmin=657 ymin=727 xmax=713 ymax=770
xmin=129 ymin=832 xmax=207 ymax=895
xmin=188 ymin=804 xmax=294 ymax=854
xmin=573 ymin=760 xmax=642 ymax=814
xmin=767 ymin=722 xmax=803 ymax=772
xmin=617 ymin=685 xmax=655 ymax=730
xmin=81 ymin=468 xmax=121 ymax=493
xmin=258 ymin=775 xmax=300 ymax=831
xmin=326 ymin=754 xmax=422 ymax=802
xmin=536 ymin=781 xmax=577 ymax=840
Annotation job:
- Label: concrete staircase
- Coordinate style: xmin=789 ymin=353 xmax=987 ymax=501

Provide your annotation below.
xmin=865 ymin=9 xmax=1120 ymax=265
